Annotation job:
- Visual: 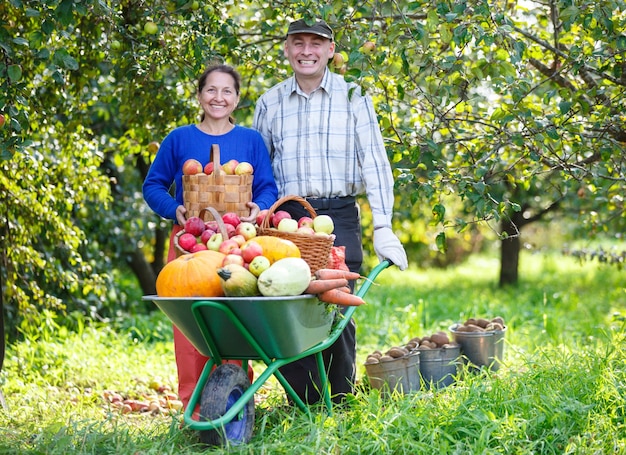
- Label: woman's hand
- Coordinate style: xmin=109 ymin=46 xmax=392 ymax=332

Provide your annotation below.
xmin=176 ymin=205 xmax=188 ymax=226
xmin=240 ymin=202 xmax=260 ymax=223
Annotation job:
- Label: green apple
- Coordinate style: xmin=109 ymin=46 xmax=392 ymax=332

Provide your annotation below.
xmin=249 ymin=255 xmax=271 ymax=277
xmin=313 ymin=215 xmax=334 ymax=234
xmin=144 ymin=21 xmax=158 ymax=35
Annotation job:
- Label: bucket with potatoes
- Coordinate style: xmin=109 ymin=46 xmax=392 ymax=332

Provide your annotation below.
xmin=449 ymin=316 xmax=507 ymax=371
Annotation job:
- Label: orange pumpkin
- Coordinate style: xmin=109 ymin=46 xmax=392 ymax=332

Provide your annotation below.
xmin=156 ymin=250 xmax=226 ymax=297
xmin=243 ymin=235 xmax=300 ymax=264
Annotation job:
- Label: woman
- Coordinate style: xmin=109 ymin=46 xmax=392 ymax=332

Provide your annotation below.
xmin=143 ymin=64 xmax=278 ymax=413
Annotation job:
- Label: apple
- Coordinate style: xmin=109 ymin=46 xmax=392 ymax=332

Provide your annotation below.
xmin=231 ymin=247 xmax=242 ymax=256
xmin=240 ymin=240 xmax=263 ymax=263
xmin=205 ymin=221 xmax=218 ymax=232
xmin=200 ymin=229 xmax=216 ymax=245
xmin=224 ymin=223 xmax=236 ymax=238
xmin=313 ymin=214 xmax=334 ymax=234
xmin=222 ymin=159 xmax=239 ymax=175
xmin=248 ymin=255 xmax=271 ymax=277
xmin=230 ymin=234 xmax=246 ymax=247
xmin=297 ymin=216 xmax=314 ymax=229
xmin=234 ymin=161 xmax=253 ymax=175
xmin=203 ymin=162 xmax=215 ymax=175
xmin=190 ymin=243 xmax=208 ymax=253
xmin=330 ymin=52 xmax=344 ymax=70
xmin=235 ymin=221 xmax=257 ymax=240
xmin=0 ymin=114 xmax=5 ymax=128
xmin=144 ymin=21 xmax=159 ymax=35
xmin=360 ymin=41 xmax=376 ymax=54
xmin=271 ymin=210 xmax=291 ymax=228
xmin=278 ymin=218 xmax=298 ymax=233
xmin=182 ymin=158 xmax=203 ymax=175
xmin=218 ymin=239 xmax=240 ymax=255
xmin=297 ymin=226 xmax=315 ymax=235
xmin=184 ymin=216 xmax=205 ymax=236
xmin=178 ymin=232 xmax=198 ymax=252
xmin=147 ymin=141 xmax=159 ymax=154
xmin=222 ymin=212 xmax=241 ymax=228
xmin=256 ymin=209 xmax=269 ymax=227
xmin=206 ymin=233 xmax=223 ymax=251
xmin=222 ymin=254 xmax=245 ymax=267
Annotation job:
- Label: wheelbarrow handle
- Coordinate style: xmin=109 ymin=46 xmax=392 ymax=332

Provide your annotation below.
xmin=355 ymin=259 xmax=391 ymax=299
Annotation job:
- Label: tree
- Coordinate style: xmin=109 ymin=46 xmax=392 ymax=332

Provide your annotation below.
xmin=1 ymin=0 xmax=625 ymax=340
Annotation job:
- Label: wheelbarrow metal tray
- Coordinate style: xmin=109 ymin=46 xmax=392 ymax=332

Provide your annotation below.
xmin=145 ymin=295 xmax=334 ymax=359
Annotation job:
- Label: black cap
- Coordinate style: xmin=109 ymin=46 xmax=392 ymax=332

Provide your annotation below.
xmin=286 ymin=19 xmax=334 ymax=41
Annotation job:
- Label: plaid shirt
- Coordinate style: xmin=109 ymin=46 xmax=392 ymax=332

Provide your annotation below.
xmin=253 ymin=69 xmax=395 ymax=227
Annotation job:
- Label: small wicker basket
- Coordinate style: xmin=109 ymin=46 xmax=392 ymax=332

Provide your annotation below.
xmin=258 ymin=195 xmax=335 ymax=273
xmin=182 ymin=144 xmax=253 ymax=218
xmin=173 ymin=207 xmax=229 ymax=257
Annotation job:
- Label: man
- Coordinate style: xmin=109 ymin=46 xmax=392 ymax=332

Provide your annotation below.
xmin=253 ymin=18 xmax=408 ymax=404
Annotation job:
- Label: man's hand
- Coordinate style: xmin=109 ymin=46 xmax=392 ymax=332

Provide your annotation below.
xmin=240 ymin=202 xmax=260 ymax=224
xmin=373 ymin=227 xmax=408 ymax=270
xmin=176 ymin=205 xmax=187 ymax=226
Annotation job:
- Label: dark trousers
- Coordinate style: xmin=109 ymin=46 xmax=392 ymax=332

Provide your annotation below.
xmin=277 ymin=198 xmax=362 ymax=404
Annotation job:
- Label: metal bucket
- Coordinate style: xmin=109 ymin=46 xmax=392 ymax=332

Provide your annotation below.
xmin=365 ymin=352 xmax=421 ymax=394
xmin=418 ymin=345 xmax=460 ymax=389
xmin=450 ymin=324 xmax=506 ymax=371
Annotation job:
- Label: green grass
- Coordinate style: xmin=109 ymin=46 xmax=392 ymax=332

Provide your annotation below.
xmin=1 ymin=251 xmax=625 ymax=454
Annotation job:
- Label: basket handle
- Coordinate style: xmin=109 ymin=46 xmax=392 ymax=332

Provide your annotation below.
xmin=210 ymin=144 xmax=222 ymax=177
xmin=260 ymin=195 xmax=318 ymax=230
xmin=198 ymin=206 xmax=229 ymax=239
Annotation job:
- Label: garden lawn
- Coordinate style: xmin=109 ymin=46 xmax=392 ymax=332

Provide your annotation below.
xmin=0 ymin=251 xmax=625 ymax=454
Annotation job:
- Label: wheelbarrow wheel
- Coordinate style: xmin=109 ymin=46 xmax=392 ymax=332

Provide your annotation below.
xmin=199 ymin=363 xmax=254 ymax=446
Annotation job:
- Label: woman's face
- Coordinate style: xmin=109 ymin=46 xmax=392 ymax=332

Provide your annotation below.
xmin=197 ymin=71 xmax=240 ymax=122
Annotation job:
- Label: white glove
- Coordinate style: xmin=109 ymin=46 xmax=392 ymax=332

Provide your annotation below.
xmin=373 ymin=227 xmax=408 ymax=270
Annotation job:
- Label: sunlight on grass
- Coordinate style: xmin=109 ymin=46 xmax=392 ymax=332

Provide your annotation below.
xmin=1 ymin=251 xmax=624 ymax=453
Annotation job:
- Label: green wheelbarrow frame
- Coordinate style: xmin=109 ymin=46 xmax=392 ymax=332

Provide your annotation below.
xmin=145 ymin=260 xmax=390 ymax=437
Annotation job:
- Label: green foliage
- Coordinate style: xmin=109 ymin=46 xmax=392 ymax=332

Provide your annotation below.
xmin=1 ymin=253 xmax=625 ymax=453
xmin=1 ymin=1 xmax=625 ymax=335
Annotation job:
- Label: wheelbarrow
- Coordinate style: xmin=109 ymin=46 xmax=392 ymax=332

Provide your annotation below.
xmin=143 ymin=260 xmax=391 ymax=446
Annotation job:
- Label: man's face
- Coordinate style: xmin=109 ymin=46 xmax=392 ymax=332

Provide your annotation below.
xmin=284 ymin=33 xmax=335 ymax=81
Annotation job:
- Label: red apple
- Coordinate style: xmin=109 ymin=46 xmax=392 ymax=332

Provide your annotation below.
xmin=256 ymin=209 xmax=269 ymax=227
xmin=240 ymin=240 xmax=263 ymax=263
xmin=205 ymin=221 xmax=218 ymax=232
xmin=203 ymin=162 xmax=214 ymax=175
xmin=360 ymin=41 xmax=376 ymax=54
xmin=296 ymin=226 xmax=315 ymax=235
xmin=178 ymin=232 xmax=198 ymax=252
xmin=206 ymin=233 xmax=223 ymax=251
xmin=184 ymin=216 xmax=205 ymax=236
xmin=0 ymin=114 xmax=5 ymax=129
xmin=297 ymin=216 xmax=314 ymax=229
xmin=218 ymin=239 xmax=240 ymax=255
xmin=235 ymin=221 xmax=257 ymax=240
xmin=182 ymin=158 xmax=203 ymax=175
xmin=278 ymin=218 xmax=298 ymax=233
xmin=224 ymin=223 xmax=236 ymax=238
xmin=190 ymin=243 xmax=208 ymax=252
xmin=230 ymin=234 xmax=246 ymax=247
xmin=222 ymin=254 xmax=245 ymax=267
xmin=222 ymin=159 xmax=239 ymax=175
xmin=271 ymin=210 xmax=291 ymax=228
xmin=248 ymin=255 xmax=271 ymax=277
xmin=200 ymin=229 xmax=216 ymax=245
xmin=234 ymin=161 xmax=253 ymax=175
xmin=222 ymin=212 xmax=241 ymax=227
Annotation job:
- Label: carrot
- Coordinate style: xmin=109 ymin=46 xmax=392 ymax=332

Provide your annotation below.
xmin=314 ymin=268 xmax=362 ymax=281
xmin=305 ymin=278 xmax=349 ymax=295
xmin=318 ymin=288 xmax=366 ymax=306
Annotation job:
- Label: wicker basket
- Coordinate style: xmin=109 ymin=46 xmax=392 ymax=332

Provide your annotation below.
xmin=182 ymin=144 xmax=253 ymax=218
xmin=173 ymin=207 xmax=229 ymax=257
xmin=258 ymin=195 xmax=335 ymax=273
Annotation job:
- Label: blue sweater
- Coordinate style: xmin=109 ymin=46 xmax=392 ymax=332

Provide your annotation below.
xmin=143 ymin=124 xmax=278 ymax=222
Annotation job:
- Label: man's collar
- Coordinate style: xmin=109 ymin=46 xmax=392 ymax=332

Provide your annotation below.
xmin=289 ymin=69 xmax=332 ymax=96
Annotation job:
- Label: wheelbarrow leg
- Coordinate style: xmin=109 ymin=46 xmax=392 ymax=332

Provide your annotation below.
xmin=315 ymin=351 xmax=333 ymax=415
